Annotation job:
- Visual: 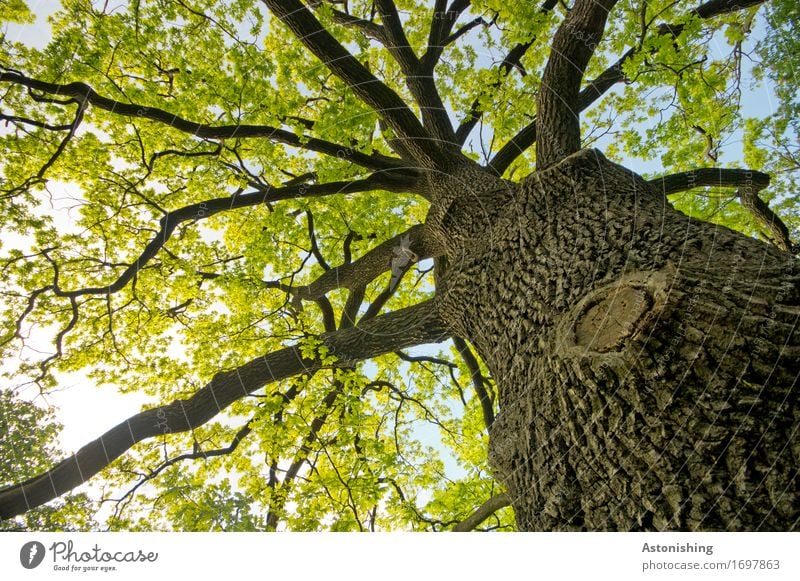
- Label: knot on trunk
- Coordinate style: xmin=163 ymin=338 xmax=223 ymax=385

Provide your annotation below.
xmin=574 ymin=286 xmax=652 ymax=352
xmin=560 ymin=269 xmax=673 ymax=354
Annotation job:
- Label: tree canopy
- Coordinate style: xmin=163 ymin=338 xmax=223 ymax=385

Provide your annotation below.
xmin=0 ymin=0 xmax=797 ymax=531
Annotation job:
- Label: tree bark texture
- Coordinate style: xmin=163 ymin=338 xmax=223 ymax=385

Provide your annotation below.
xmin=429 ymin=149 xmax=799 ymax=530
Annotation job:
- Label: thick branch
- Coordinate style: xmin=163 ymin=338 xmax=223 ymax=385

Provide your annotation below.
xmin=536 ymin=0 xmax=619 ymax=168
xmin=374 ymin=0 xmax=420 ymax=72
xmin=290 ymin=224 xmax=441 ymax=301
xmin=49 ymin=172 xmax=417 ymax=299
xmin=661 ymin=0 xmax=767 ymax=35
xmin=315 ymin=0 xmax=452 ymax=143
xmin=372 ymin=0 xmax=458 ymax=145
xmin=0 ymin=70 xmax=401 ymax=172
xmin=261 ymin=0 xmax=444 ymax=167
xmin=647 ymin=167 xmax=770 ymax=196
xmin=488 ymin=49 xmax=645 ymax=174
xmin=491 ymin=0 xmax=766 ymax=174
xmin=694 ymin=0 xmax=765 ymax=17
xmin=452 ymin=492 xmax=511 ymax=531
xmin=321 ymin=5 xmax=385 ymax=42
xmin=0 ymin=300 xmax=448 ymax=519
xmin=738 ymin=186 xmax=796 ymax=253
xmin=419 ymin=0 xmax=471 ymax=72
xmin=648 ymin=168 xmax=795 ymax=252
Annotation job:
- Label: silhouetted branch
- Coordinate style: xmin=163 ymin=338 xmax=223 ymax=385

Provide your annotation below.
xmin=0 ymin=69 xmax=402 ymax=172
xmin=453 ymin=336 xmax=494 ymax=429
xmin=261 ymin=0 xmax=445 ymax=166
xmin=647 ymin=167 xmax=770 ymax=196
xmin=648 ymin=168 xmax=795 ymax=252
xmin=0 ymin=300 xmax=448 ymax=518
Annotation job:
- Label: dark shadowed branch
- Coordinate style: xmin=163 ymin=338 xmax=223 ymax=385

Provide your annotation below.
xmin=377 ymin=0 xmax=459 ymax=145
xmin=419 ymin=0 xmax=471 ymax=72
xmin=648 ymin=167 xmax=795 ymax=252
xmin=317 ymin=3 xmax=386 ymax=42
xmin=261 ymin=0 xmax=445 ymax=166
xmin=737 ymin=189 xmax=796 ymax=253
xmin=0 ymin=299 xmax=449 ymax=519
xmin=359 ymin=264 xmax=410 ymax=323
xmin=647 ymin=167 xmax=770 ymax=196
xmin=0 ymin=70 xmax=402 ymax=172
xmin=488 ymin=46 xmax=641 ymax=174
xmin=659 ymin=0 xmax=766 ymax=36
xmin=489 ymin=0 xmax=767 ymax=175
xmin=453 ymin=336 xmax=494 ymax=430
xmin=373 ymin=0 xmax=420 ymax=73
xmin=305 ymin=210 xmax=332 ymax=272
xmin=330 ymin=0 xmax=457 ymax=145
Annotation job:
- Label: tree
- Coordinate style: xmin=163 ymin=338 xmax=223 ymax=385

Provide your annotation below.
xmin=0 ymin=0 xmax=797 ymax=531
xmin=0 ymin=390 xmax=96 ymax=530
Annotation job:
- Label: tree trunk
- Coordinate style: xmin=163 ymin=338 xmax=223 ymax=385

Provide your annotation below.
xmin=430 ymin=149 xmax=799 ymax=531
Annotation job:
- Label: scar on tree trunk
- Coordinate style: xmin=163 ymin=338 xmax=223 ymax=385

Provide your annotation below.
xmin=434 ymin=149 xmax=799 ymax=531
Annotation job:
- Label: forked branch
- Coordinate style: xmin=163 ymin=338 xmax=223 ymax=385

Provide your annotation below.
xmin=648 ymin=168 xmax=795 ymax=252
xmin=0 ymin=300 xmax=448 ymax=519
xmin=491 ymin=0 xmax=767 ymax=174
xmin=536 ymin=0 xmax=619 ymax=168
xmin=420 ymin=0 xmax=471 ymax=72
xmin=261 ymin=0 xmax=445 ymax=166
xmin=0 ymin=70 xmax=401 ymax=172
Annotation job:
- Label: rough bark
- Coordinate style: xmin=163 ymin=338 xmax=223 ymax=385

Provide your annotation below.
xmin=536 ymin=0 xmax=619 ymax=168
xmin=430 ymin=149 xmax=799 ymax=530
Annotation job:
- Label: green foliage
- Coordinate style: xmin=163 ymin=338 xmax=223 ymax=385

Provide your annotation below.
xmin=0 ymin=389 xmax=61 ymax=484
xmin=743 ymin=0 xmax=800 ymax=239
xmin=0 ymin=390 xmax=97 ymax=530
xmin=0 ymin=0 xmax=33 ymax=24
